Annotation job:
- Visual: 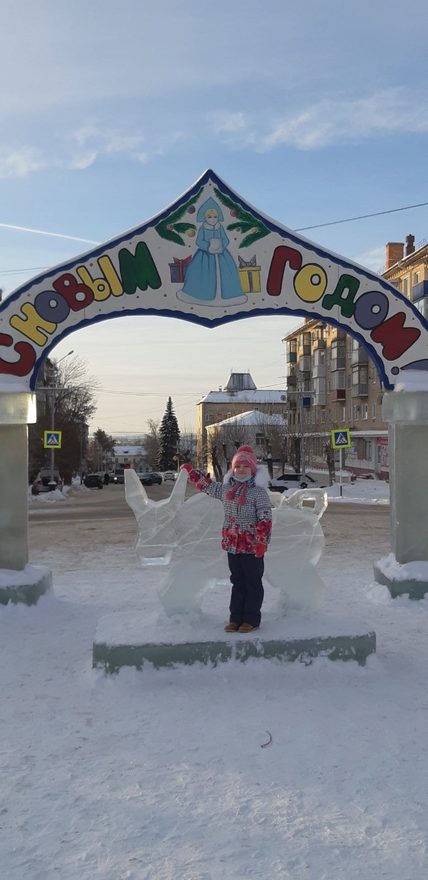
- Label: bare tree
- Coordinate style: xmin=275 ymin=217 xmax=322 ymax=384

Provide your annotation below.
xmin=144 ymin=419 xmax=161 ymax=468
xmin=29 ymin=355 xmax=98 ymax=484
xmin=207 ymin=414 xmax=288 ymax=478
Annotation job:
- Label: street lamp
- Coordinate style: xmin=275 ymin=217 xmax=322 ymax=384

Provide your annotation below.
xmin=48 ymin=350 xmax=74 ymax=485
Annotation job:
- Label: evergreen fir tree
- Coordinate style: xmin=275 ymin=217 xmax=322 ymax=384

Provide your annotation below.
xmin=158 ymin=397 xmax=180 ymax=471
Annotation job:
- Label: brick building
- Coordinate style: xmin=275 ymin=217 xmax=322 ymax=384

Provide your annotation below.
xmin=282 ymin=232 xmax=428 ymax=479
xmin=197 ymin=372 xmax=286 ymax=467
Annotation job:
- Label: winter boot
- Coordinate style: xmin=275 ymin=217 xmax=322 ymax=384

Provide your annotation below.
xmin=238 ymin=623 xmax=259 ymax=633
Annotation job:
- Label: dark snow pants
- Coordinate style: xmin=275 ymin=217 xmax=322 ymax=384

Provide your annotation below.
xmin=227 ymin=553 xmax=264 ymax=627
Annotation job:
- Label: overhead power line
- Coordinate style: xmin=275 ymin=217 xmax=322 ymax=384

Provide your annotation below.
xmin=1 ymin=198 xmax=428 ymax=277
xmin=295 ymin=200 xmax=428 ymax=231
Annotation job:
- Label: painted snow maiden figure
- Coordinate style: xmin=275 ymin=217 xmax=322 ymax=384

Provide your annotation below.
xmin=182 ymin=445 xmax=272 ymax=633
xmin=178 ymin=197 xmax=246 ymax=305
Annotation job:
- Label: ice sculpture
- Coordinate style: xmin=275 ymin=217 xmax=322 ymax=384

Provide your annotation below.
xmin=125 ymin=468 xmax=328 ymax=616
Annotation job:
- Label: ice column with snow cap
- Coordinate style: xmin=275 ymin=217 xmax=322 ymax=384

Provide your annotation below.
xmin=0 ymin=383 xmax=51 ymax=604
xmin=125 ymin=468 xmax=328 ymax=616
xmin=374 ymin=369 xmax=428 ymax=598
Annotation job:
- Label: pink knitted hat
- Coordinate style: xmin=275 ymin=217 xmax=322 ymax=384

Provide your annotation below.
xmin=231 ymin=445 xmax=257 ymax=476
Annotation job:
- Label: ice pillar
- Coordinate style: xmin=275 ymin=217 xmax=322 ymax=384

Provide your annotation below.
xmin=0 ymin=391 xmax=36 ymax=570
xmin=374 ymin=372 xmax=428 ymax=598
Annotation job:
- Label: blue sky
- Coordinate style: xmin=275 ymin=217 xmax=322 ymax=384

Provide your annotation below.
xmin=1 ymin=0 xmax=428 ymax=433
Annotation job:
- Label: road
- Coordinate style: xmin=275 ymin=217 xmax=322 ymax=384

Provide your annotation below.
xmin=29 ymin=482 xmax=391 ymax=556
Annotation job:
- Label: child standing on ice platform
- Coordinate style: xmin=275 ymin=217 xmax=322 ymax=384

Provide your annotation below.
xmin=181 ymin=445 xmax=272 ymax=633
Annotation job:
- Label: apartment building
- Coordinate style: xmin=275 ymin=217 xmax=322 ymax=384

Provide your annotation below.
xmin=283 ymin=318 xmax=387 ymax=478
xmin=197 ymin=372 xmax=287 ymax=467
xmin=282 ymin=233 xmax=427 ymax=478
xmin=382 ymin=234 xmax=428 ymax=320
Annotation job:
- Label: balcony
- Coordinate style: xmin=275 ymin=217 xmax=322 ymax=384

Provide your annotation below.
xmin=351 ymin=345 xmax=368 ymax=365
xmin=287 ymin=374 xmax=297 ymax=388
xmin=312 ymin=364 xmax=326 ymax=379
xmin=287 ymin=351 xmax=297 ymax=363
xmin=330 ymin=356 xmax=345 ymax=371
xmin=412 ymin=280 xmax=428 ymax=302
xmin=312 ymin=350 xmax=326 ymax=377
xmin=313 ymin=391 xmax=326 ymax=406
xmin=332 ymin=389 xmax=346 ymax=400
xmin=298 ymin=355 xmax=311 ymax=372
xmin=351 ymin=384 xmax=368 ymax=397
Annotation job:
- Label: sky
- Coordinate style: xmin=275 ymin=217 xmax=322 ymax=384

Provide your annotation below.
xmin=1 ymin=0 xmax=428 ymax=434
xmin=2 ymin=479 xmax=428 ymax=877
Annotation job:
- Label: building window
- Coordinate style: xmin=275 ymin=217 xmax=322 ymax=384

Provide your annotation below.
xmin=413 ymin=272 xmax=419 ymax=285
xmin=402 ymin=277 xmax=409 ymax=296
xmin=362 ymin=403 xmax=368 ymax=420
xmin=371 ymin=402 xmax=377 ymax=419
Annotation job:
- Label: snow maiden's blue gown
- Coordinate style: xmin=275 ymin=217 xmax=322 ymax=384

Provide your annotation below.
xmin=179 ymin=198 xmax=245 ymax=304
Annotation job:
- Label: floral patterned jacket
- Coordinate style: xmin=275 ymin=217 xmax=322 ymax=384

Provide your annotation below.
xmin=182 ymin=465 xmax=272 ymax=556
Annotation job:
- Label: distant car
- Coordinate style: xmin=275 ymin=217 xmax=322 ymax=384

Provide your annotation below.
xmin=269 ymin=472 xmax=325 ymax=493
xmin=140 ymin=472 xmax=163 ymax=486
xmin=38 ymin=470 xmax=61 ymax=488
xmin=112 ymin=468 xmax=127 ymax=484
xmin=163 ymin=471 xmax=177 ymax=482
xmin=84 ymin=473 xmax=103 ymax=489
xmin=31 ymin=480 xmax=51 ymax=495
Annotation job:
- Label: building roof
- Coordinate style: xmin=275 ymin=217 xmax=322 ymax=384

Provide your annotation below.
xmin=207 ymin=410 xmax=287 ymax=429
xmin=199 ymin=389 xmax=287 ymax=404
xmin=114 ymin=445 xmax=145 ymax=456
xmin=225 ymin=372 xmax=257 ymax=392
xmin=382 ymin=238 xmax=428 ymax=277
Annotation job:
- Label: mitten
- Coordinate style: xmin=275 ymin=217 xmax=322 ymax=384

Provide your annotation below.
xmin=255 ymin=519 xmax=272 ymax=553
xmin=255 ymin=541 xmax=267 ymax=559
xmin=180 ymin=463 xmax=211 ymax=490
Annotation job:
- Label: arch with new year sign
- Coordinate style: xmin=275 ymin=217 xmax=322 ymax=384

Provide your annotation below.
xmin=1 ymin=169 xmax=428 ymax=586
xmin=1 ymin=169 xmax=427 ymax=392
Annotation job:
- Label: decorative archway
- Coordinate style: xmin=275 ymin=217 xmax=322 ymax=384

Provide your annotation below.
xmin=1 ymin=170 xmax=427 ymax=597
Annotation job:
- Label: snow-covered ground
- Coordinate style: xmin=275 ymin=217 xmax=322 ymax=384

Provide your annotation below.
xmin=2 ymin=478 xmax=428 ymax=879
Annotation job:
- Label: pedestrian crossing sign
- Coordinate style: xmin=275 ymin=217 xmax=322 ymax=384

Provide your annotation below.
xmin=43 ymin=431 xmax=62 ymax=449
xmin=331 ymin=428 xmax=351 ymax=449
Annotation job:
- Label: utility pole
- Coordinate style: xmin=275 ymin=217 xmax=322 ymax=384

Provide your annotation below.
xmin=286 ymin=371 xmax=314 ymax=481
xmin=300 ymin=389 xmax=307 ymax=484
xmin=48 ymin=350 xmax=74 ymax=486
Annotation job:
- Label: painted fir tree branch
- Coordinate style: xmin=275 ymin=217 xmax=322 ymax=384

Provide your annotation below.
xmin=155 ymin=188 xmax=202 ymax=246
xmin=213 ymin=187 xmax=269 ymax=248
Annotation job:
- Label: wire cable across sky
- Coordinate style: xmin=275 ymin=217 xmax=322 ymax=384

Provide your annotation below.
xmin=1 ymin=198 xmax=428 ymax=277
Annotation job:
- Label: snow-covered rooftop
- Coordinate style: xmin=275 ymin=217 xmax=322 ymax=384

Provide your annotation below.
xmin=207 ymin=409 xmax=287 ymax=429
xmin=199 ymin=389 xmax=287 ymax=404
xmin=114 ymin=445 xmax=145 ymax=456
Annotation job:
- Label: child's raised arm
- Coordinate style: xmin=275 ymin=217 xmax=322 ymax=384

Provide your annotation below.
xmin=181 ymin=463 xmax=223 ymax=500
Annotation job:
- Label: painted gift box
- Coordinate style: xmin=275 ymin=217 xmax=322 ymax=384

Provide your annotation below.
xmin=169 ymin=256 xmax=192 ymax=283
xmin=238 ymin=255 xmax=261 ymax=293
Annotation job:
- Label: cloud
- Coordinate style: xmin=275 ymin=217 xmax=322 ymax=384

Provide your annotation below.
xmin=66 ymin=125 xmax=185 ymax=170
xmin=0 ymin=125 xmax=186 ymax=178
xmin=206 ymin=111 xmax=249 ymax=135
xmin=260 ymin=88 xmax=428 ymax=151
xmin=0 ymin=147 xmax=46 ymax=178
xmin=355 ymin=246 xmax=386 ymax=273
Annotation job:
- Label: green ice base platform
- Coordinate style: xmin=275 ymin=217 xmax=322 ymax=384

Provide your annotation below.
xmin=0 ymin=565 xmax=52 ymax=606
xmin=373 ymin=562 xmax=428 ymax=599
xmin=93 ymin=629 xmax=376 ymax=673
